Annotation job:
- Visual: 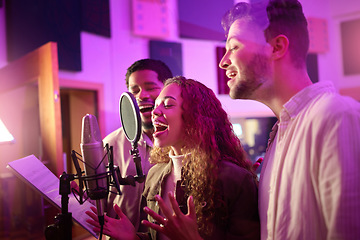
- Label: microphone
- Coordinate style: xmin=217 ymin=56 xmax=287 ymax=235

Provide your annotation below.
xmin=80 ymin=114 xmax=107 ymax=226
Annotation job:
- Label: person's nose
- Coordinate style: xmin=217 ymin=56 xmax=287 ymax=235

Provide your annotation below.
xmin=152 ymin=105 xmax=162 ymax=118
xmin=219 ymin=51 xmax=231 ymax=69
xmin=138 ymin=89 xmax=150 ymax=100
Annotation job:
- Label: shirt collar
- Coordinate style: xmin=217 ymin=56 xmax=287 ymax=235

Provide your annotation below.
xmin=169 ymin=150 xmax=190 ymax=179
xmin=140 ymin=131 xmax=153 ymax=148
xmin=282 ymin=81 xmax=336 ymax=120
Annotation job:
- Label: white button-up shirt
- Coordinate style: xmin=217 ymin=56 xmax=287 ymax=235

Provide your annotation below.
xmin=259 ymin=81 xmax=360 ymax=240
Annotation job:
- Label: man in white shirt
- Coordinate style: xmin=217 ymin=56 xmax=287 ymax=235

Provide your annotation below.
xmin=219 ymin=0 xmax=360 ymax=239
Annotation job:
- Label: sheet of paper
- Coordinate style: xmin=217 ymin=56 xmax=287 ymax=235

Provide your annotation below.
xmin=6 ymin=155 xmax=98 ymax=238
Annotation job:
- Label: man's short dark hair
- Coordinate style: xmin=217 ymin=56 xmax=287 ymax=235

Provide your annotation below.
xmin=125 ymin=59 xmax=173 ymax=88
xmin=221 ymin=1 xmax=269 ymax=37
xmin=221 ymin=0 xmax=309 ymax=68
xmin=264 ymin=0 xmax=309 ymax=68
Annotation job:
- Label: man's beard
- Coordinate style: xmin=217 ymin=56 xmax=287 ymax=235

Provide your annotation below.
xmin=230 ymin=53 xmax=269 ymax=100
xmin=142 ymin=121 xmax=153 ymax=130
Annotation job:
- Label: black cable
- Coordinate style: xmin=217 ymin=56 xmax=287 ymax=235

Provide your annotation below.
xmin=98 ymin=215 xmax=105 ymax=240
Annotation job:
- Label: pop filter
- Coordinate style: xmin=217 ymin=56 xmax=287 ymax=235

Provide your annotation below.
xmin=119 ymin=92 xmax=145 ymax=183
xmin=119 ymin=92 xmax=142 ymax=144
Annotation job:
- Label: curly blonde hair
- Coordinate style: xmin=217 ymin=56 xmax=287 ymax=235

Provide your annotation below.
xmin=150 ymin=76 xmax=256 ymax=236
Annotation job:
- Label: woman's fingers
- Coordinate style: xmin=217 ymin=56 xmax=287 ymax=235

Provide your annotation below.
xmin=114 ymin=204 xmax=126 ymax=219
xmin=85 ymin=207 xmax=98 ymax=222
xmin=187 ymin=196 xmax=196 ymax=219
xmin=141 ymin=219 xmax=165 ymax=233
xmin=85 ymin=206 xmax=101 ymax=232
xmin=143 ymin=206 xmax=168 ymax=226
xmin=154 ymin=195 xmax=173 ymax=219
xmin=168 ymin=192 xmax=183 ymax=217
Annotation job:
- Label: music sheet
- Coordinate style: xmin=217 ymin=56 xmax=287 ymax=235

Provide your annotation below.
xmin=6 ymin=155 xmax=97 ymax=238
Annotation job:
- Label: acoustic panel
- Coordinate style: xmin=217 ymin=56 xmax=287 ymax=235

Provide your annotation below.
xmin=178 ymin=0 xmax=233 ymax=41
xmin=81 ymin=0 xmax=111 ymax=37
xmin=132 ymin=0 xmax=170 ymax=39
xmin=216 ymin=46 xmax=229 ymax=95
xmin=307 ymin=17 xmax=329 ymax=53
xmin=306 ymin=53 xmax=319 ymax=83
xmin=5 ymin=0 xmax=82 ymax=71
xmin=149 ymin=40 xmax=183 ymax=77
xmin=341 ymin=18 xmax=360 ymax=75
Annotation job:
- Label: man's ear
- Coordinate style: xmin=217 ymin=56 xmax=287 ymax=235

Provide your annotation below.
xmin=269 ymin=35 xmax=289 ymax=60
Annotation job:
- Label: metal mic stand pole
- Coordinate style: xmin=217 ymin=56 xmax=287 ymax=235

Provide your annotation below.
xmin=45 ymin=172 xmax=74 ymax=240
xmin=59 ymin=172 xmax=74 ymax=240
xmin=130 ymin=142 xmax=145 ymax=183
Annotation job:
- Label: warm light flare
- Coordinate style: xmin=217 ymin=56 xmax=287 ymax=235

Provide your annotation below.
xmin=0 ymin=118 xmax=15 ymax=144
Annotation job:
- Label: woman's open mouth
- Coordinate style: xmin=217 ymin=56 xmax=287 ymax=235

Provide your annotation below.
xmin=153 ymin=120 xmax=168 ymax=137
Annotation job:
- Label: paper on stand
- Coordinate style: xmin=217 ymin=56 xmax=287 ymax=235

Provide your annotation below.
xmin=7 ymin=154 xmax=97 ymax=238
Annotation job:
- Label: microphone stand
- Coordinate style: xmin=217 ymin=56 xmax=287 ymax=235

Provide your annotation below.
xmin=131 ymin=141 xmax=146 ymax=183
xmin=45 ymin=172 xmax=74 ymax=240
xmin=45 ymin=143 xmax=146 ymax=239
xmin=45 ymin=144 xmax=121 ymax=240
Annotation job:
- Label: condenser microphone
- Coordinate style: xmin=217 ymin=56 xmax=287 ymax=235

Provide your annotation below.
xmin=80 ymin=114 xmax=107 ymax=224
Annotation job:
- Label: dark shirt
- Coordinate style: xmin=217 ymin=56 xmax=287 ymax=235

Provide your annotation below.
xmin=141 ymin=160 xmax=260 ymax=240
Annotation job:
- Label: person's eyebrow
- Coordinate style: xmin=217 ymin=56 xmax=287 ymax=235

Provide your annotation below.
xmin=226 ymin=36 xmax=236 ymax=45
xmin=163 ymin=96 xmax=176 ymax=100
xmin=155 ymin=95 xmax=176 ymax=105
xmin=144 ymin=81 xmax=161 ymax=86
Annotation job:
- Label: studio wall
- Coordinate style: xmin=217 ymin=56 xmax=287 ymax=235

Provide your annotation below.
xmin=0 ymin=0 xmax=360 ymax=135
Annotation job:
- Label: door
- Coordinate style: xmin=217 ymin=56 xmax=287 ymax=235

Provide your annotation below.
xmin=0 ymin=42 xmax=62 ymax=239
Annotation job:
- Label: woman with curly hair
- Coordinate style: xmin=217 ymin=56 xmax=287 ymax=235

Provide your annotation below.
xmin=86 ymin=76 xmax=260 ymax=240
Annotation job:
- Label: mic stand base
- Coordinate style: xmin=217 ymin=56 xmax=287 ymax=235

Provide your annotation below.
xmin=45 ymin=212 xmax=72 ymax=240
xmin=45 ymin=172 xmax=74 ymax=240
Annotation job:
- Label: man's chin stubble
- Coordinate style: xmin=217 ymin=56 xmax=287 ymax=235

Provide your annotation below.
xmin=142 ymin=121 xmax=153 ymax=130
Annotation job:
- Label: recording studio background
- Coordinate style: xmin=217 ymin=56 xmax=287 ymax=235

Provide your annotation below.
xmin=0 ymin=0 xmax=360 ymax=239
